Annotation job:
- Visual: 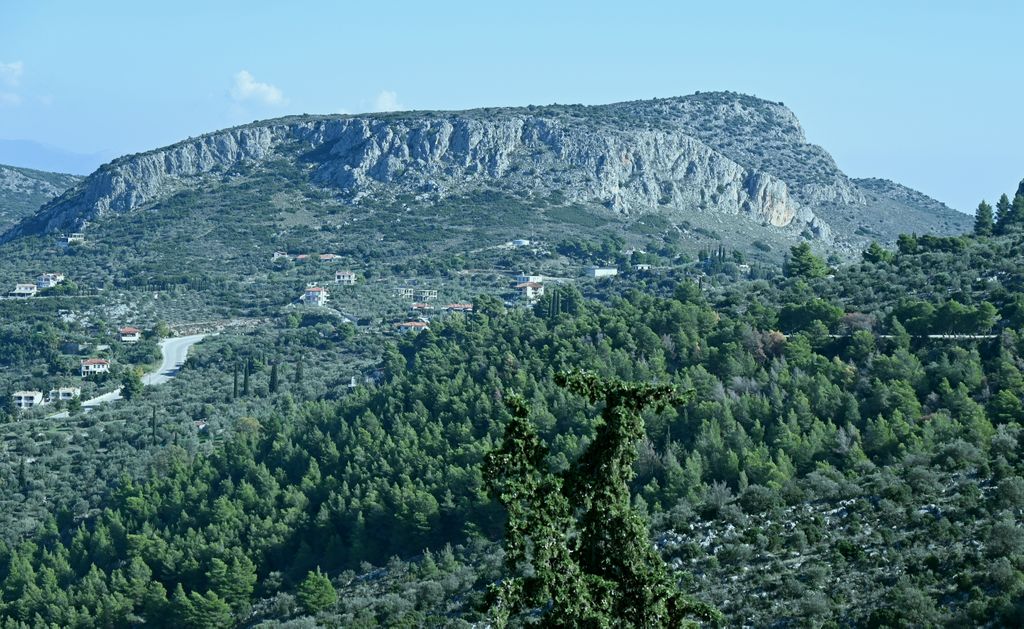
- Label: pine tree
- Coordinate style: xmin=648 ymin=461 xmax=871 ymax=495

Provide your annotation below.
xmin=863 ymin=242 xmax=893 ymax=264
xmin=121 ymin=369 xmax=143 ymax=401
xmin=974 ymin=200 xmax=994 ymax=236
xmin=296 ymin=567 xmax=337 ymax=614
xmin=995 ymin=193 xmax=1012 ymax=233
xmin=785 ymin=243 xmax=828 ymax=279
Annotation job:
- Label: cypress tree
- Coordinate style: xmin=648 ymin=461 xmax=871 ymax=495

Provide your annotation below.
xmin=242 ymin=359 xmax=251 ymax=396
xmin=232 ymin=362 xmax=239 ymax=399
xmin=269 ymin=362 xmax=279 ymax=393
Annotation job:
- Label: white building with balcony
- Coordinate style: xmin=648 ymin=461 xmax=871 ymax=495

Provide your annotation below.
xmin=80 ymin=358 xmax=110 ymax=377
xmin=302 ymin=285 xmax=329 ymax=306
xmin=12 ymin=391 xmax=44 ymax=410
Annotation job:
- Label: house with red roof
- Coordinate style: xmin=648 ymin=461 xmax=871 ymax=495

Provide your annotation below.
xmin=118 ymin=326 xmax=142 ymax=343
xmin=395 ymin=321 xmax=430 ymax=333
xmin=515 ymin=281 xmax=545 ymax=303
xmin=80 ymin=358 xmax=110 ymax=377
xmin=302 ymin=285 xmax=328 ymax=306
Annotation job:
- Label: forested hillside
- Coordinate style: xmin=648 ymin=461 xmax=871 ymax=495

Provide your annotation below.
xmin=0 ymin=184 xmax=1022 ymax=627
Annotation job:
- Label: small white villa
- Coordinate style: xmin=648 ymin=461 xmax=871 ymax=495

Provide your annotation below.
xmin=10 ymin=283 xmax=38 ymax=298
xmin=36 ymin=273 xmax=66 ymax=289
xmin=302 ymin=285 xmax=329 ymax=306
xmin=80 ymin=358 xmax=110 ymax=377
xmin=48 ymin=387 xmax=81 ymax=402
xmin=335 ymin=270 xmax=357 ymax=285
xmin=118 ymin=327 xmax=142 ymax=343
xmin=515 ymin=273 xmax=544 ymax=284
xmin=12 ymin=391 xmax=44 ymax=410
xmin=396 ymin=321 xmax=430 ymax=333
xmin=588 ymin=267 xmax=618 ymax=278
xmin=516 ymin=281 xmax=545 ymax=303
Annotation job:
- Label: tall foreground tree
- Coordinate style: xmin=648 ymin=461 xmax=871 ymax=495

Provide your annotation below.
xmin=974 ymin=200 xmax=994 ymax=236
xmin=485 ymin=371 xmax=721 ymax=627
xmin=995 ymin=194 xmax=1012 ymax=233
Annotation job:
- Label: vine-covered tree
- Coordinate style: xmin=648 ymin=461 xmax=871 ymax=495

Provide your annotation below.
xmin=485 ymin=371 xmax=721 ymax=627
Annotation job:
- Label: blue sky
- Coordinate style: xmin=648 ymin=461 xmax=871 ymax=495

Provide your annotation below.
xmin=1 ymin=0 xmax=1020 ymax=212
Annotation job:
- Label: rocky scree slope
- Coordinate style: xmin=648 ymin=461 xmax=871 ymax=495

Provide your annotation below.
xmin=1 ymin=92 xmax=969 ymax=248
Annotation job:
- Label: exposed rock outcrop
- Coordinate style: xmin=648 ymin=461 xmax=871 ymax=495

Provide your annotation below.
xmin=0 ymin=92 xmax=968 ymax=245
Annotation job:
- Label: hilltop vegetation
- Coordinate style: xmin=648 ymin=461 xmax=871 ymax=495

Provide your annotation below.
xmin=0 ymin=176 xmax=1021 ymax=626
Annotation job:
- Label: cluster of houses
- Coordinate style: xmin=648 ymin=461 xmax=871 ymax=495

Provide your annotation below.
xmin=8 ymin=272 xmax=67 ymax=298
xmin=11 ymin=387 xmax=83 ymax=411
xmin=11 ymin=322 xmax=149 ymax=411
xmin=298 ymin=271 xmax=359 ymax=306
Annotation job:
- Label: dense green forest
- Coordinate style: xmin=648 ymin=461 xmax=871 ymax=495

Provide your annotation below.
xmin=1 ymin=182 xmax=1023 ymax=626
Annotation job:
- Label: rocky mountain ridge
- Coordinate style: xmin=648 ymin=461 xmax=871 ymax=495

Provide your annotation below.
xmin=0 ymin=164 xmax=82 ymax=231
xmin=0 ymin=92 xmax=970 ymax=248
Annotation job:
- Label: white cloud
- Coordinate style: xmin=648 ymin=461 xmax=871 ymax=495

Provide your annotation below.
xmin=230 ymin=70 xmax=286 ymax=106
xmin=0 ymin=61 xmax=23 ymax=87
xmin=373 ymin=90 xmax=403 ymax=112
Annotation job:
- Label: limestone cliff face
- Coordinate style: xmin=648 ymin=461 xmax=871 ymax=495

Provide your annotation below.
xmin=3 ymin=93 xmax=869 ymax=242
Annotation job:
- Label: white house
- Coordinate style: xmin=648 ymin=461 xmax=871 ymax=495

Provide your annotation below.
xmin=36 ymin=273 xmax=66 ymax=289
xmin=335 ymin=270 xmax=357 ymax=285
xmin=10 ymin=284 xmax=38 ymax=298
xmin=634 ymin=264 xmax=652 ymax=272
xmin=61 ymin=233 xmax=85 ymax=246
xmin=512 ymin=239 xmax=531 ymax=248
xmin=444 ymin=303 xmax=474 ymax=313
xmin=80 ymin=358 xmax=110 ymax=377
xmin=12 ymin=391 xmax=44 ymax=410
xmin=48 ymin=387 xmax=81 ymax=402
xmin=319 ymin=254 xmax=339 ymax=262
xmin=396 ymin=321 xmax=430 ymax=333
xmin=118 ymin=326 xmax=142 ymax=343
xmin=302 ymin=285 xmax=329 ymax=306
xmin=737 ymin=263 xmax=752 ymax=275
xmin=516 ymin=281 xmax=545 ymax=303
xmin=515 ymin=273 xmax=544 ymax=284
xmin=588 ymin=267 xmax=618 ymax=278
xmin=272 ymin=251 xmax=289 ymax=261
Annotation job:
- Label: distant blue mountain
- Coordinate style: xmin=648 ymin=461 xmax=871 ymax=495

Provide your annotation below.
xmin=0 ymin=139 xmax=111 ymax=175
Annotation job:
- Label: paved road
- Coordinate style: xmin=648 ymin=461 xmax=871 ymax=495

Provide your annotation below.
xmin=141 ymin=334 xmax=206 ymax=386
xmin=50 ymin=334 xmax=206 ymax=416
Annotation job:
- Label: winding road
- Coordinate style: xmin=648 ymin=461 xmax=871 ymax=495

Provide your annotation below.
xmin=50 ymin=334 xmax=207 ymax=417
